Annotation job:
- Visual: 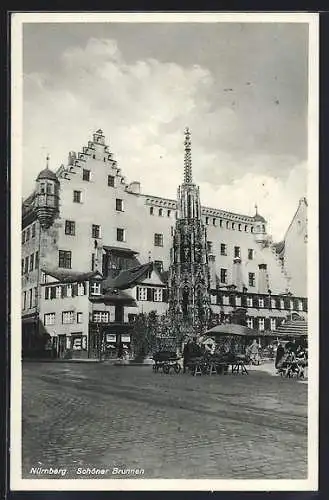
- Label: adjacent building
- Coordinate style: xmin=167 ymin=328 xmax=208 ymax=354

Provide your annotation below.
xmin=21 ymin=129 xmax=308 ymax=358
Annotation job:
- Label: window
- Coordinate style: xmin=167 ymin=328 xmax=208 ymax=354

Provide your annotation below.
xmin=258 ymin=318 xmax=265 ymax=331
xmin=245 ymin=225 xmax=248 ymax=232
xmin=59 ymin=250 xmax=72 ymax=269
xmin=270 ymin=318 xmax=276 ymax=331
xmin=73 ymin=190 xmax=82 ymax=203
xmin=56 ymin=286 xmax=62 ymax=299
xmin=247 ymin=297 xmax=253 ymax=307
xmin=91 ymin=253 xmax=95 ymax=271
xmin=45 ymin=287 xmax=51 ymax=300
xmin=298 ymin=300 xmax=304 ymax=311
xmin=248 ymin=273 xmax=255 ymax=287
xmin=290 ymin=300 xmax=294 ymax=311
xmin=24 ymin=257 xmax=29 ymax=274
xmin=236 ymin=296 xmax=241 ymax=307
xmin=22 ymin=231 xmax=26 ymax=244
xmin=220 ymin=244 xmax=227 ymax=256
xmin=251 ymin=226 xmax=254 ymax=233
xmin=77 ymin=312 xmax=83 ymax=324
xmin=232 ymin=223 xmax=235 ymax=230
xmin=92 ymin=154 xmax=96 ymax=159
xmin=159 ymin=208 xmax=163 ymax=216
xmin=108 ymin=175 xmax=115 ymax=187
xmin=46 ymin=183 xmax=53 ymax=194
xmin=31 ymin=223 xmax=36 ymax=238
xmin=167 ymin=210 xmax=171 ymax=217
xmin=62 ymin=311 xmax=75 ymax=324
xmin=248 ymin=249 xmax=254 ymax=260
xmin=90 ymin=282 xmax=101 ymax=295
xmin=211 ymin=294 xmax=217 ymax=305
xmin=258 ymin=298 xmax=264 ymax=308
xmin=82 ymin=169 xmax=90 ymax=181
xmin=21 ymin=259 xmax=24 ymax=275
xmin=280 ymin=299 xmax=285 ymax=309
xmin=205 ymin=217 xmax=209 ymax=225
xmin=138 ymin=287 xmax=148 ymax=301
xmin=220 ymin=268 xmax=227 ymax=284
xmin=247 ymin=318 xmax=253 ymax=329
xmin=238 ymin=224 xmax=242 ymax=231
xmin=66 ymin=284 xmax=72 ymax=297
xmin=226 ymin=221 xmax=230 ymax=229
xmin=234 ymin=246 xmax=241 ymax=258
xmin=154 ymin=233 xmax=163 ymax=247
xmin=29 ymin=289 xmax=33 ymax=308
xmin=154 ymin=288 xmax=163 ymax=302
xmin=222 ymin=295 xmax=229 ymax=305
xmin=65 ymin=220 xmax=76 ymax=236
xmin=77 ymin=283 xmax=85 ymax=296
xmin=35 ymin=251 xmax=39 ymax=269
xmin=116 ymin=199 xmax=123 ymax=211
xmin=29 ymin=254 xmax=34 ymax=272
xmin=207 ymin=241 xmax=213 ymax=253
xmin=44 ymin=313 xmax=55 ymax=326
xmin=40 ymin=183 xmax=45 ymax=194
xmin=150 ymin=207 xmax=154 ymax=215
xmin=26 ymin=228 xmax=30 ymax=241
xmin=92 ymin=224 xmax=101 ymax=239
xmin=154 ymin=261 xmax=163 ymax=273
xmin=93 ymin=311 xmax=109 ymax=323
xmin=271 ymin=298 xmax=276 ymax=308
xmin=23 ymin=291 xmax=27 ymax=310
xmin=213 ymin=218 xmax=216 ymax=226
xmin=117 ymin=228 xmax=125 ymax=242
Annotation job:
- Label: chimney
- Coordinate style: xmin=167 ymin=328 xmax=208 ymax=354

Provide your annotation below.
xmin=208 ymin=254 xmax=217 ymax=289
xmin=232 ymin=257 xmax=243 ymax=291
xmin=258 ymin=263 xmax=268 ymax=294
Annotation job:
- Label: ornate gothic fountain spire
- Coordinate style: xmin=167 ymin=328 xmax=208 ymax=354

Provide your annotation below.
xmin=184 ymin=127 xmax=193 ymax=184
xmin=167 ymin=128 xmax=212 ymax=342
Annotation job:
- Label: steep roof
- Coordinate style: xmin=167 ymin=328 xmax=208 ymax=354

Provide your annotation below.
xmin=41 ymin=269 xmax=103 ymax=283
xmin=36 ymin=167 xmax=59 ymax=182
xmin=102 ymin=262 xmax=153 ymax=291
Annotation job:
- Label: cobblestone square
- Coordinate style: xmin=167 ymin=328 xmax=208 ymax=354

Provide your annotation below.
xmin=22 ymin=361 xmax=307 ymax=479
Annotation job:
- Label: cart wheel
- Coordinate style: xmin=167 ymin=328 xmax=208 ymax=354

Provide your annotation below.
xmin=163 ymin=364 xmax=170 ymax=374
xmin=174 ymin=363 xmax=181 ymax=374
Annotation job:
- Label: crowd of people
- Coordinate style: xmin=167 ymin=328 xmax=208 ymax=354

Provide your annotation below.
xmin=181 ymin=336 xmax=307 ymax=377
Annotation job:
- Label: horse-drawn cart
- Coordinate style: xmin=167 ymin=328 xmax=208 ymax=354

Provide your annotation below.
xmin=152 ymin=351 xmax=182 ymax=374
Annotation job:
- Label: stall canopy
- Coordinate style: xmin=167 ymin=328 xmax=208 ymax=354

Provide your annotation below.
xmin=205 ymin=323 xmax=259 ymax=337
xmin=275 ymin=319 xmax=308 ymax=338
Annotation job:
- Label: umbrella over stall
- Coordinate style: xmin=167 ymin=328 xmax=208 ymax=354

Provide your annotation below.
xmin=204 ymin=323 xmax=259 ymax=337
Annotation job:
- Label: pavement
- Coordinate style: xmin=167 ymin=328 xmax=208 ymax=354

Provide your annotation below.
xmin=22 ymin=361 xmax=307 ymax=480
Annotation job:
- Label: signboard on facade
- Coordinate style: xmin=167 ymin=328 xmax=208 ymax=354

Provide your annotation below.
xmin=106 ymin=334 xmax=117 ymax=343
xmin=121 ymin=334 xmax=131 ymax=343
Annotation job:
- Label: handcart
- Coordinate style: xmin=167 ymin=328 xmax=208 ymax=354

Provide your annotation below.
xmin=152 ymin=351 xmax=182 ymax=374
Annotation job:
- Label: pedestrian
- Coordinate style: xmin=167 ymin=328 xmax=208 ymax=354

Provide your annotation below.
xmin=183 ymin=340 xmax=191 ymax=374
xmin=247 ymin=339 xmax=260 ymax=365
xmin=275 ymin=342 xmax=285 ymax=369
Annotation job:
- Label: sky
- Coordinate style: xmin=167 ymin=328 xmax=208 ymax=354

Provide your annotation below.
xmin=22 ymin=21 xmax=309 ymax=241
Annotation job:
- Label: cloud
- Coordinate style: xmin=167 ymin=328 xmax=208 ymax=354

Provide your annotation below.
xmin=23 ymin=37 xmax=307 ymax=241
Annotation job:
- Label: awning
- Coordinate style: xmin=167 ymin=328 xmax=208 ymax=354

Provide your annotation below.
xmin=275 ymin=319 xmax=308 ymax=338
xmin=103 ymin=246 xmax=139 ymax=256
xmin=205 ymin=323 xmax=260 ymax=337
xmin=90 ymin=289 xmax=138 ymax=306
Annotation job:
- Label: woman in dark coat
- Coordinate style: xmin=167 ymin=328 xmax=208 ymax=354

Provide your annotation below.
xmin=275 ymin=342 xmax=285 ymax=369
